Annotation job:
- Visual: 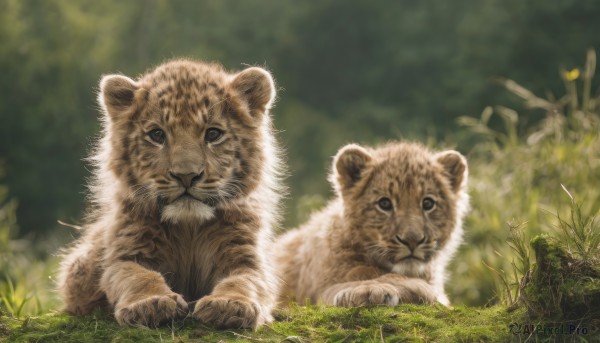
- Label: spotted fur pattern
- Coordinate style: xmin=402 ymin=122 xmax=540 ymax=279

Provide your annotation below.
xmin=57 ymin=59 xmax=284 ymax=329
xmin=274 ymin=142 xmax=468 ymax=307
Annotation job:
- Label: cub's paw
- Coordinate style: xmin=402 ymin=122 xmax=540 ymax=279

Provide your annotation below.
xmin=115 ymin=293 xmax=188 ymax=328
xmin=193 ymin=295 xmax=267 ymax=329
xmin=333 ymin=283 xmax=399 ymax=307
xmin=397 ymin=279 xmax=437 ymax=304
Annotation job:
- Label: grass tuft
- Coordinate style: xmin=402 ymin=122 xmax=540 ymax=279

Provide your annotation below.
xmin=556 ymin=186 xmax=600 ymax=264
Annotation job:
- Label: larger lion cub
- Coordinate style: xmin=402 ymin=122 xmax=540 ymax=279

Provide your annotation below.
xmin=57 ymin=60 xmax=283 ymax=329
xmin=275 ymin=142 xmax=468 ymax=307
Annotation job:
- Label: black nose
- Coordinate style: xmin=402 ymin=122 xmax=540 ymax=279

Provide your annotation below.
xmin=396 ymin=234 xmax=426 ymax=251
xmin=170 ymin=171 xmax=204 ymax=188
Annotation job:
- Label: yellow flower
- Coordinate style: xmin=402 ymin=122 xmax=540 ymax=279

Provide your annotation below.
xmin=562 ymin=68 xmax=580 ymax=81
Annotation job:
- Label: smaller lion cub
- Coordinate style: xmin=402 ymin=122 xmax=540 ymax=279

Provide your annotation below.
xmin=275 ymin=142 xmax=468 ymax=307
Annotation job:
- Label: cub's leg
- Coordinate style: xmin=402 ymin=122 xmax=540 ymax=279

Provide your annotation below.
xmin=58 ymin=242 xmax=108 ymax=315
xmin=321 ymin=274 xmax=438 ymax=307
xmin=101 ymin=261 xmax=188 ymax=327
xmin=193 ymin=231 xmax=276 ymax=329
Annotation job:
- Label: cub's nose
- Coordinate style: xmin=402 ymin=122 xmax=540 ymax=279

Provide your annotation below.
xmin=170 ymin=171 xmax=204 ymax=188
xmin=396 ymin=234 xmax=426 ymax=251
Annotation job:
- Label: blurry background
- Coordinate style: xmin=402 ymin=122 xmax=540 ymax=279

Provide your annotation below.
xmin=1 ymin=0 xmax=600 ymax=314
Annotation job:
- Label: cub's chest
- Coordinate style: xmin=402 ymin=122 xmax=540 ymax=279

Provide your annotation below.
xmin=154 ymin=222 xmax=228 ymax=299
xmin=157 ymin=222 xmax=223 ymax=270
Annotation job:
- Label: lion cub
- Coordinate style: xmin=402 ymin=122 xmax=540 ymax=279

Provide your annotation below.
xmin=275 ymin=142 xmax=468 ymax=307
xmin=57 ymin=60 xmax=283 ymax=328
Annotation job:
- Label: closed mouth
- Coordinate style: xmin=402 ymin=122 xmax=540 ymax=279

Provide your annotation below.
xmin=175 ymin=191 xmax=196 ymax=201
xmin=397 ymin=255 xmax=426 ymax=262
xmin=175 ymin=191 xmax=217 ymax=207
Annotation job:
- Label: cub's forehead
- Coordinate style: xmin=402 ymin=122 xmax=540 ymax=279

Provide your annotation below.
xmin=369 ymin=144 xmax=440 ymax=189
xmin=140 ymin=61 xmax=230 ymax=123
xmin=372 ymin=144 xmax=436 ymax=172
xmin=142 ymin=60 xmax=229 ymax=88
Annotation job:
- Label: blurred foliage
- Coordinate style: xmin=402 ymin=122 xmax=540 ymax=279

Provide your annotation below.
xmin=0 ymin=171 xmax=60 ymax=316
xmin=1 ymin=0 xmax=600 ymax=311
xmin=451 ymin=49 xmax=600 ymax=305
xmin=2 ymin=0 xmax=600 ymax=234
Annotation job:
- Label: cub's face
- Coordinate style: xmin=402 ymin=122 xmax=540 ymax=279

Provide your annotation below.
xmin=99 ymin=60 xmax=275 ymax=223
xmin=333 ymin=143 xmax=467 ymax=276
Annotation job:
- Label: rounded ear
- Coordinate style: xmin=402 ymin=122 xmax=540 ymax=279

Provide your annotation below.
xmin=334 ymin=144 xmax=372 ymax=191
xmin=99 ymin=74 xmax=139 ymax=120
xmin=435 ymin=150 xmax=468 ymax=192
xmin=230 ymin=67 xmax=276 ymax=118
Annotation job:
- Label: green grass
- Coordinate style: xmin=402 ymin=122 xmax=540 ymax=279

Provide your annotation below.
xmin=0 ymin=305 xmax=525 ymax=343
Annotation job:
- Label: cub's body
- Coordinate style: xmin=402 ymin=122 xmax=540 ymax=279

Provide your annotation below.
xmin=275 ymin=142 xmax=468 ymax=307
xmin=58 ymin=60 xmax=283 ymax=329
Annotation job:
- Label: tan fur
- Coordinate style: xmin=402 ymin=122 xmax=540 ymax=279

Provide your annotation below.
xmin=274 ymin=142 xmax=468 ymax=307
xmin=57 ymin=59 xmax=284 ymax=329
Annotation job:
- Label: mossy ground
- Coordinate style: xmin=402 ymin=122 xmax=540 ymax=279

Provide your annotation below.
xmin=0 ymin=305 xmax=524 ymax=342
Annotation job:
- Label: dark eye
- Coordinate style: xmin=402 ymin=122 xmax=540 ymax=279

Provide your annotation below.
xmin=377 ymin=197 xmax=393 ymax=211
xmin=422 ymin=197 xmax=436 ymax=211
xmin=205 ymin=128 xmax=223 ymax=143
xmin=148 ymin=128 xmax=166 ymax=144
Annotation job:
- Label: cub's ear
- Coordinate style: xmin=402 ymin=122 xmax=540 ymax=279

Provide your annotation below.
xmin=436 ymin=150 xmax=468 ymax=193
xmin=230 ymin=67 xmax=276 ymax=118
xmin=334 ymin=144 xmax=372 ymax=191
xmin=99 ymin=74 xmax=140 ymax=121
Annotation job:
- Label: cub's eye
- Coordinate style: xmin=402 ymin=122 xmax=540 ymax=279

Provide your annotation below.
xmin=147 ymin=128 xmax=166 ymax=144
xmin=377 ymin=197 xmax=393 ymax=211
xmin=422 ymin=197 xmax=436 ymax=211
xmin=205 ymin=128 xmax=224 ymax=143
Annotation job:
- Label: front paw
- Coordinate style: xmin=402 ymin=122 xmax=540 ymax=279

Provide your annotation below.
xmin=115 ymin=293 xmax=188 ymax=327
xmin=397 ymin=279 xmax=437 ymax=304
xmin=193 ymin=295 xmax=266 ymax=329
xmin=333 ymin=283 xmax=399 ymax=307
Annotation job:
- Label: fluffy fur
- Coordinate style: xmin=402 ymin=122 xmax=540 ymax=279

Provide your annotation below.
xmin=274 ymin=142 xmax=468 ymax=307
xmin=57 ymin=59 xmax=284 ymax=329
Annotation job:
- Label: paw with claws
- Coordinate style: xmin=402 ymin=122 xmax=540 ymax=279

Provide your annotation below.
xmin=396 ymin=279 xmax=438 ymax=304
xmin=331 ymin=279 xmax=438 ymax=307
xmin=115 ymin=293 xmax=188 ymax=328
xmin=193 ymin=295 xmax=267 ymax=329
xmin=333 ymin=283 xmax=400 ymax=307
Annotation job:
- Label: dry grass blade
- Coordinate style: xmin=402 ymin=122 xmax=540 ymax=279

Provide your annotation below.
xmin=226 ymin=331 xmax=264 ymax=341
xmin=584 ymin=49 xmax=596 ymax=79
xmin=501 ymin=78 xmax=553 ymax=109
xmin=583 ymin=49 xmax=596 ymax=113
xmin=482 ymin=259 xmax=513 ymax=305
xmin=560 ymin=184 xmax=574 ymax=203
